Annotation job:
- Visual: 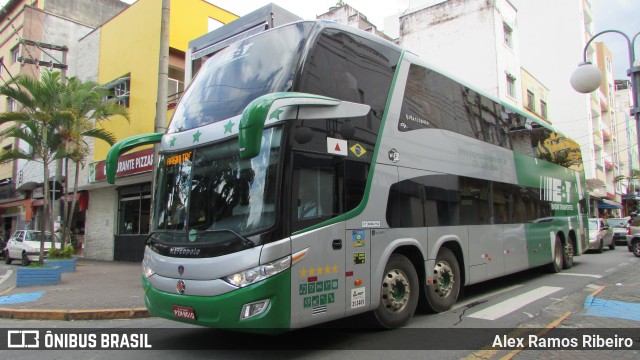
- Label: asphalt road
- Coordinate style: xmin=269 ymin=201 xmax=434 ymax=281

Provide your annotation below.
xmin=0 ymin=246 xmax=637 ymax=360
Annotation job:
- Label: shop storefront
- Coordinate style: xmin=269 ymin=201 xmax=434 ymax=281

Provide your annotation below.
xmin=87 ymin=148 xmax=153 ymax=261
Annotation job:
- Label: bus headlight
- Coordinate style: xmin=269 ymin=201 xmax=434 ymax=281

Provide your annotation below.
xmin=224 ymin=255 xmax=291 ymax=288
xmin=142 ymin=256 xmax=155 ymax=278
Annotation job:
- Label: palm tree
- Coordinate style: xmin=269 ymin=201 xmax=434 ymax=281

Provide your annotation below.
xmin=0 ymin=71 xmax=66 ymax=263
xmin=56 ymin=77 xmax=128 ymax=246
xmin=615 ymin=169 xmax=640 ymax=194
xmin=0 ymin=70 xmax=129 ymax=262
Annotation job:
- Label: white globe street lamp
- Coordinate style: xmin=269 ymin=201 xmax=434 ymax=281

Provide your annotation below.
xmin=570 ymin=61 xmax=603 ymax=94
xmin=571 ymin=30 xmax=640 ymax=215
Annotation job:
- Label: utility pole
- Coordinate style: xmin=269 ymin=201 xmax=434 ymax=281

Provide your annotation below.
xmin=151 ymin=0 xmax=170 ymax=229
xmin=155 ymin=0 xmax=170 ymax=136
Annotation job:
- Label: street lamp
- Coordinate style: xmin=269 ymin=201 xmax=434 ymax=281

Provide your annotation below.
xmin=571 ymin=29 xmax=640 ymax=139
xmin=570 ymin=30 xmax=640 ymax=213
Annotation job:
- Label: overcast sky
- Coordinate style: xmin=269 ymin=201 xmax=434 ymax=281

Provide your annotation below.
xmin=203 ymin=0 xmax=639 ymax=79
xmin=1 ymin=0 xmax=636 ymax=78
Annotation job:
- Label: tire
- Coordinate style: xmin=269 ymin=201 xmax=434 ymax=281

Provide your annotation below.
xmin=547 ymin=235 xmax=563 ymax=273
xmin=562 ymin=238 xmax=574 ymax=270
xmin=608 ymin=240 xmax=615 ymax=251
xmin=425 ymin=247 xmax=460 ymax=313
xmin=4 ymin=251 xmax=11 ymax=264
xmin=372 ymin=254 xmax=419 ymax=329
xmin=596 ymin=239 xmax=604 ymax=253
xmin=21 ymin=252 xmax=30 ymax=267
xmin=633 ymin=240 xmax=640 ymax=258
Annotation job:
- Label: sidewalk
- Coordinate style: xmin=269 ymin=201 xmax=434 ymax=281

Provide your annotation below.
xmin=0 ymin=260 xmax=148 ymax=320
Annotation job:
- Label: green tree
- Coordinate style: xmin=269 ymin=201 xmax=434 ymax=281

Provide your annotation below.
xmin=0 ymin=70 xmax=128 ymax=263
xmin=615 ymin=169 xmax=640 ymax=194
xmin=56 ymin=76 xmax=128 ymax=246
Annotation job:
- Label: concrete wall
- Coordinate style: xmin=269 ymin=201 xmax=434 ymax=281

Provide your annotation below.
xmin=399 ymin=0 xmax=519 ymax=105
xmin=84 ymin=186 xmax=117 ymax=260
xmin=44 ymin=0 xmax=128 ymax=28
xmin=511 ymin=0 xmax=594 ymax=178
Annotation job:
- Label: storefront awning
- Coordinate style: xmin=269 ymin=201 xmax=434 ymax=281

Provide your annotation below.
xmin=598 ymin=199 xmax=622 ymax=209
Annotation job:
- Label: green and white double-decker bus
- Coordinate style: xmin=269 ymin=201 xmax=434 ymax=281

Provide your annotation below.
xmin=107 ymin=20 xmax=589 ymax=331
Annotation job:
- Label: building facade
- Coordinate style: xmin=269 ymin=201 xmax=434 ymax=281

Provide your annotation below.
xmin=76 ymin=0 xmax=237 ymax=261
xmin=513 ymin=0 xmax=624 ymax=216
xmin=399 ymin=0 xmax=521 ymax=109
xmin=0 ymin=0 xmax=128 ymax=241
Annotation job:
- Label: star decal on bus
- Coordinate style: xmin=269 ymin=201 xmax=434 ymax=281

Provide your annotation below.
xmin=269 ymin=109 xmax=284 ymax=120
xmin=224 ymin=120 xmax=234 ymax=134
xmin=169 ymin=136 xmax=177 ymax=147
xmin=192 ymin=130 xmax=202 ymax=143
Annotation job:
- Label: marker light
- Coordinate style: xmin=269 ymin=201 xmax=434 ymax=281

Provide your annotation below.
xmin=224 ymin=255 xmax=291 ymax=288
xmin=240 ymin=299 xmax=271 ymax=320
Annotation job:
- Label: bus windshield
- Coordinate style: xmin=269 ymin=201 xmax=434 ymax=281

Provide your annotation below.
xmin=168 ymin=22 xmax=312 ymax=133
xmin=152 ymin=127 xmax=282 ymax=246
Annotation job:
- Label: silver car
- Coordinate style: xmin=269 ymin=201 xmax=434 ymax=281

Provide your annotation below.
xmin=588 ymin=218 xmax=615 ymax=252
xmin=606 ymin=217 xmax=630 ymax=245
xmin=625 ymin=225 xmax=640 ymax=257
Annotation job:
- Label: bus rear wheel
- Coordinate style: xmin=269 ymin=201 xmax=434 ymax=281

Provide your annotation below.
xmin=372 ymin=254 xmax=419 ymax=328
xmin=548 ymin=235 xmax=563 ymax=273
xmin=425 ymin=247 xmax=460 ymax=313
xmin=562 ymin=238 xmax=574 ymax=269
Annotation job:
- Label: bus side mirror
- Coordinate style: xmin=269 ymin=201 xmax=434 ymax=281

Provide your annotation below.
xmin=238 ymin=92 xmax=370 ymax=159
xmin=106 ymin=132 xmax=164 ymax=184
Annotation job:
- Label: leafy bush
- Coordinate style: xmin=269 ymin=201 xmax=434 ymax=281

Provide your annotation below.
xmin=47 ymin=244 xmax=75 ymax=259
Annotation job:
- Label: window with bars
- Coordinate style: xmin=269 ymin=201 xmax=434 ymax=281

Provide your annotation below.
xmin=526 ymin=90 xmax=535 ymax=112
xmin=506 ymin=74 xmax=516 ymax=98
xmin=105 ymin=76 xmax=130 ymax=108
xmin=503 ymin=23 xmax=513 ymax=49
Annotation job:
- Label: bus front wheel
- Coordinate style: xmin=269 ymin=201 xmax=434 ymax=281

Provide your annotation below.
xmin=372 ymin=254 xmax=419 ymax=328
xmin=425 ymin=247 xmax=460 ymax=313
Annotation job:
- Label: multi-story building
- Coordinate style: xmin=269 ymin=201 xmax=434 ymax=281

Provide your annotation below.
xmin=514 ymin=0 xmax=623 ymax=216
xmin=316 ymin=3 xmax=393 ymax=42
xmin=615 ymin=79 xmax=640 ymax=212
xmin=76 ymin=0 xmax=236 ymax=261
xmin=0 ymin=0 xmax=128 ymax=240
xmin=399 ymin=0 xmax=522 ymax=109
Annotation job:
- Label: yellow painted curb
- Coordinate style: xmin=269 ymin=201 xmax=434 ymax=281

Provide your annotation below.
xmin=0 ymin=307 xmax=150 ymax=321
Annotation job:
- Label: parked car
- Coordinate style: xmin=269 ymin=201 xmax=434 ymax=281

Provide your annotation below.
xmin=588 ymin=218 xmax=614 ymax=252
xmin=0 ymin=234 xmax=6 ymax=258
xmin=4 ymin=230 xmax=60 ymax=266
xmin=606 ymin=217 xmax=630 ymax=245
xmin=626 ymin=226 xmax=640 ymax=257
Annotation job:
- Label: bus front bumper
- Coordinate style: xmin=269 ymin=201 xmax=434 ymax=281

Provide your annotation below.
xmin=143 ymin=269 xmax=291 ymax=333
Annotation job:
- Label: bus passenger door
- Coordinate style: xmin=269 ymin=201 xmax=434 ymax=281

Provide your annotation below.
xmin=289 ymin=152 xmax=347 ymax=328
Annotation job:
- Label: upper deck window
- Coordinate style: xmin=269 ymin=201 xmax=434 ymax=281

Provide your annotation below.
xmin=168 ymin=23 xmax=312 ymax=133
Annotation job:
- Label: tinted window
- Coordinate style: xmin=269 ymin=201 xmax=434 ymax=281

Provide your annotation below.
xmin=400 ymin=64 xmax=583 ymax=171
xmin=387 ymin=175 xmax=554 ymax=228
xmin=168 ymin=23 xmax=312 ymax=132
xmin=296 ymin=28 xmax=400 ymax=135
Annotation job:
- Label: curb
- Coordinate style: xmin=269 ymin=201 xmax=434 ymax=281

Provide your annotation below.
xmin=0 ymin=308 xmax=150 ymax=321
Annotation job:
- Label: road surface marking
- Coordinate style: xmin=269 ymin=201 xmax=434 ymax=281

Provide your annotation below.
xmin=0 ymin=291 xmax=44 ymax=305
xmin=453 ymin=284 xmax=523 ymax=310
xmin=584 ymin=296 xmax=640 ymax=321
xmin=499 ymin=312 xmax=572 ymax=360
xmin=467 ymin=286 xmax=563 ymax=320
xmin=557 ymin=272 xmax=601 ymax=278
xmin=0 ymin=269 xmax=13 ymax=286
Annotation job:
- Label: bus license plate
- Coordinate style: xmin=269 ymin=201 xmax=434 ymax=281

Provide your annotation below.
xmin=173 ymin=305 xmax=196 ymax=320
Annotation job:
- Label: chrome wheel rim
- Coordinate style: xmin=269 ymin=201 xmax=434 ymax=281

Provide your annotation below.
xmin=381 ymin=268 xmax=411 ymax=313
xmin=433 ymin=260 xmax=454 ymax=298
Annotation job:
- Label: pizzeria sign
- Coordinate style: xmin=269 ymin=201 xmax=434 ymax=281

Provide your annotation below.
xmin=89 ymin=148 xmax=154 ymax=183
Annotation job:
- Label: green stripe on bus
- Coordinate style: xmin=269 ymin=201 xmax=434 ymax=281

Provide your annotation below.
xmin=144 ymin=269 xmax=291 ymax=333
xmin=292 ymin=50 xmax=408 ymax=236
